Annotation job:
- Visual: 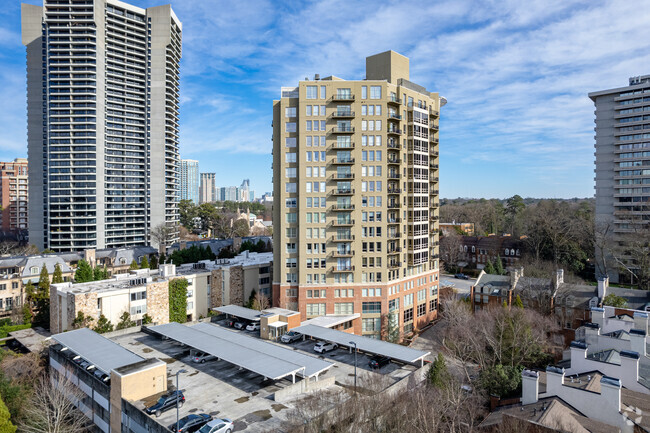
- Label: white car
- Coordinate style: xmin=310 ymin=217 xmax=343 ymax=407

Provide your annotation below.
xmin=246 ymin=322 xmax=260 ymax=331
xmin=314 ymin=341 xmax=338 ymax=353
xmin=197 ymin=418 xmax=234 ymax=433
xmin=192 ymin=352 xmax=217 ymax=364
xmin=280 ymin=331 xmax=302 ymax=343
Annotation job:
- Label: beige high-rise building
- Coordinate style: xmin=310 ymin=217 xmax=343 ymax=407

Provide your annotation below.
xmin=272 ymin=51 xmax=445 ymax=339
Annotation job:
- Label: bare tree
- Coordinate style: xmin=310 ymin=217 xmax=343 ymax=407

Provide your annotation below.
xmin=251 ymin=293 xmax=269 ymax=311
xmin=439 ymin=231 xmax=463 ymax=271
xmin=150 ymin=223 xmax=174 ymax=253
xmin=19 ymin=373 xmax=90 ymax=433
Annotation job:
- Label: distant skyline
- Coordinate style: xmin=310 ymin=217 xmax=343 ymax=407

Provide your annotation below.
xmin=1 ymin=0 xmax=649 ymax=198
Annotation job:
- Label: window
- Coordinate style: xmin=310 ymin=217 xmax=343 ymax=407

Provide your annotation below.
xmin=286 ymin=273 xmax=297 ymax=283
xmin=285 ymin=182 xmax=296 ymax=193
xmin=362 ymin=317 xmax=381 ymax=332
xmin=285 ymin=167 xmax=296 ymax=178
xmin=285 ymin=122 xmax=296 ymax=132
xmin=286 ymin=243 xmax=296 ymax=253
xmin=429 ymin=298 xmax=437 ymax=311
xmin=285 ymin=227 xmax=297 ymax=238
xmin=285 ymin=107 xmax=296 ymax=117
xmin=30 ymin=267 xmax=39 ymax=275
xmin=417 ymin=303 xmax=426 ymax=317
xmin=306 ymin=120 xmax=312 ymax=131
xmin=285 ymin=137 xmax=296 ymax=147
xmin=285 ymin=153 xmax=296 ymax=163
xmin=306 ymin=105 xmax=312 ymax=116
xmin=286 ymin=288 xmax=297 ymax=297
xmin=404 ymin=293 xmax=414 ymax=307
xmin=320 ymin=85 xmax=326 ymax=99
xmin=306 ymin=303 xmax=326 ymax=316
xmin=370 ymin=86 xmax=381 ymax=99
xmin=362 ymin=301 xmax=381 ymax=314
xmin=130 ymin=291 xmax=146 ymax=301
xmin=361 ymin=86 xmax=367 ymax=99
xmin=403 ymin=307 xmax=413 ymax=322
xmin=334 ymin=302 xmax=354 ymax=314
xmin=130 ymin=305 xmax=146 ymax=315
xmin=306 ymin=86 xmax=317 ymax=99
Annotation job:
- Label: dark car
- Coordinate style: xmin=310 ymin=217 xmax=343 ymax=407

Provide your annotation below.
xmin=368 ymin=355 xmax=391 ymax=369
xmin=454 ymin=273 xmax=469 ymax=280
xmin=169 ymin=413 xmax=212 ymax=433
xmin=145 ymin=390 xmax=185 ymax=417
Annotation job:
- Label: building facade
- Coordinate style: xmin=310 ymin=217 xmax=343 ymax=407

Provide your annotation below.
xmin=199 ymin=172 xmax=215 ymax=203
xmin=0 ymin=159 xmax=28 ymax=233
xmin=22 ymin=0 xmax=182 ymax=252
xmin=180 ymin=159 xmax=199 ymax=204
xmin=272 ymin=51 xmax=445 ymax=339
xmin=590 ymin=75 xmax=650 ymax=283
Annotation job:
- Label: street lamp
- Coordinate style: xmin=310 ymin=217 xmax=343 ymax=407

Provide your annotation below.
xmin=349 ymin=341 xmax=357 ymax=392
xmin=176 ymin=369 xmax=187 ymax=432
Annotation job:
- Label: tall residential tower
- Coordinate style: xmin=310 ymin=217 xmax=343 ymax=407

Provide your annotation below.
xmin=180 ymin=159 xmax=199 ymax=204
xmin=199 ymin=173 xmax=215 ymax=203
xmin=0 ymin=159 xmax=29 ymax=233
xmin=272 ymin=51 xmax=445 ymax=338
xmin=590 ymin=75 xmax=650 ymax=283
xmin=22 ymin=0 xmax=182 ymax=251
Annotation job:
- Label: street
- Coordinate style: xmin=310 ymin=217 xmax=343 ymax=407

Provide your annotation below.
xmin=440 ymin=273 xmax=476 ymax=299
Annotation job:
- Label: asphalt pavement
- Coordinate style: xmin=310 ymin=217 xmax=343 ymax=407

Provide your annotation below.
xmin=440 ymin=273 xmax=475 ymax=298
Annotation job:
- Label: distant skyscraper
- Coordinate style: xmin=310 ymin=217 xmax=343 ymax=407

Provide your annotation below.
xmin=0 ymin=159 xmax=28 ymax=233
xmin=200 ymin=173 xmax=216 ymax=203
xmin=180 ymin=160 xmax=199 ymax=204
xmin=272 ymin=51 xmax=444 ymax=338
xmin=590 ymin=74 xmax=650 ymax=283
xmin=240 ymin=179 xmax=250 ymax=202
xmin=22 ymin=0 xmax=182 ymax=251
xmin=249 ymin=190 xmax=255 ymax=202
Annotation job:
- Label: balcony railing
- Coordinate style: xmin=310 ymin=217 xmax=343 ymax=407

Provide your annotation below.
xmin=388 ymin=233 xmax=402 ymax=239
xmin=430 ymin=123 xmax=439 ymax=131
xmin=387 ymin=128 xmax=402 ymax=135
xmin=387 ymin=202 xmax=401 ymax=209
xmin=330 ymin=94 xmax=355 ymax=102
xmin=330 ymin=173 xmax=354 ymax=180
xmin=388 ymin=113 xmax=402 ymax=120
xmin=387 ymin=188 xmax=402 ymax=194
xmin=431 ymin=138 xmax=439 ymax=144
xmin=388 ymin=173 xmax=401 ymax=179
xmin=330 ymin=219 xmax=355 ymax=227
xmin=332 ymin=204 xmax=355 ymax=211
xmin=331 ymin=250 xmax=354 ymax=258
xmin=330 ymin=142 xmax=355 ymax=150
xmin=331 ymin=110 xmax=355 ymax=118
xmin=330 ymin=188 xmax=355 ymax=196
xmin=331 ymin=265 xmax=355 ymax=273
xmin=388 ymin=246 xmax=402 ymax=254
xmin=331 ymin=158 xmax=355 ymax=164
xmin=331 ymin=126 xmax=355 ymax=133
xmin=430 ymin=109 xmax=439 ymax=117
xmin=387 ymin=217 xmax=401 ymax=224
xmin=387 ymin=142 xmax=401 ymax=149
xmin=388 ymin=96 xmax=401 ymax=105
xmin=331 ymin=235 xmax=355 ymax=242
xmin=388 ymin=261 xmax=402 ymax=269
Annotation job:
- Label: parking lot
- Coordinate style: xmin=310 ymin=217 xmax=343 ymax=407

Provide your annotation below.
xmin=111 ymin=322 xmax=420 ymax=432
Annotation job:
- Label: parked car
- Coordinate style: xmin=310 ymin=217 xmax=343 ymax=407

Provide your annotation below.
xmin=234 ymin=321 xmax=248 ymax=330
xmin=197 ymin=418 xmax=234 ymax=433
xmin=246 ymin=322 xmax=260 ymax=331
xmin=169 ymin=413 xmax=212 ymax=433
xmin=145 ymin=390 xmax=185 ymax=417
xmin=226 ymin=319 xmax=236 ymax=328
xmin=454 ymin=273 xmax=469 ymax=280
xmin=368 ymin=355 xmax=391 ymax=369
xmin=192 ymin=352 xmax=217 ymax=364
xmin=280 ymin=331 xmax=302 ymax=343
xmin=314 ymin=341 xmax=338 ymax=353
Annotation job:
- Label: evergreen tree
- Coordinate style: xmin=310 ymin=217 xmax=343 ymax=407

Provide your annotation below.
xmin=33 ymin=265 xmax=51 ymax=329
xmin=75 ymin=259 xmax=93 ymax=283
xmin=159 ymin=252 xmax=166 ymax=264
xmin=514 ymin=295 xmax=524 ymax=309
xmin=21 ymin=304 xmax=32 ymax=325
xmin=484 ymin=258 xmax=496 ymax=275
xmin=71 ymin=312 xmax=94 ymax=329
xmin=140 ymin=256 xmax=150 ymax=269
xmin=150 ymin=255 xmax=158 ymax=270
xmin=141 ymin=314 xmax=153 ymax=325
xmin=0 ymin=395 xmax=16 ymax=433
xmin=427 ymin=352 xmax=450 ymax=388
xmin=51 ymin=263 xmax=64 ymax=284
xmin=129 ymin=260 xmax=139 ymax=270
xmin=494 ymin=256 xmax=505 ymax=275
xmin=93 ymin=315 xmax=114 ymax=333
xmin=24 ymin=281 xmax=36 ymax=311
xmin=93 ymin=266 xmax=103 ymax=281
xmin=115 ymin=312 xmax=136 ymax=330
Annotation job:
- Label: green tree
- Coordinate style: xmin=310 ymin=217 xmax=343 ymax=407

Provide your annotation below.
xmin=129 ymin=260 xmax=139 ymax=270
xmin=141 ymin=314 xmax=153 ymax=325
xmin=602 ymin=293 xmax=628 ymax=308
xmin=494 ymin=256 xmax=505 ymax=275
xmin=168 ymin=278 xmax=188 ymax=323
xmin=480 ymin=364 xmax=524 ymax=397
xmin=93 ymin=315 xmax=113 ymax=334
xmin=159 ymin=253 xmax=166 ymax=265
xmin=245 ymin=290 xmax=257 ymax=309
xmin=51 ymin=263 xmax=64 ymax=284
xmin=74 ymin=259 xmax=93 ymax=283
xmin=0 ymin=395 xmax=16 ymax=433
xmin=33 ymin=266 xmax=51 ymax=328
xmin=484 ymin=258 xmax=496 ymax=275
xmin=93 ymin=266 xmax=105 ymax=281
xmin=179 ymin=199 xmax=198 ymax=228
xmin=21 ymin=305 xmax=32 ymax=325
xmin=150 ymin=255 xmax=158 ymax=270
xmin=514 ymin=295 xmax=524 ymax=309
xmin=427 ymin=353 xmax=450 ymax=388
xmin=115 ymin=312 xmax=135 ymax=330
xmin=140 ymin=256 xmax=150 ymax=270
xmin=71 ymin=312 xmax=94 ymax=329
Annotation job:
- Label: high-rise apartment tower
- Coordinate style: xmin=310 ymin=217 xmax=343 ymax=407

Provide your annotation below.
xmin=272 ymin=51 xmax=445 ymax=338
xmin=22 ymin=0 xmax=182 ymax=251
xmin=180 ymin=159 xmax=199 ymax=204
xmin=590 ymin=75 xmax=650 ymax=283
xmin=199 ymin=173 xmax=216 ymax=203
xmin=0 ymin=159 xmax=29 ymax=233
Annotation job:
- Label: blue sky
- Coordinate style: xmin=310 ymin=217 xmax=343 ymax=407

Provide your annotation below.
xmin=1 ymin=0 xmax=649 ymax=199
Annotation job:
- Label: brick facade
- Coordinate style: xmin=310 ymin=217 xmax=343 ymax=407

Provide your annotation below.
xmin=146 ymin=281 xmax=169 ymax=325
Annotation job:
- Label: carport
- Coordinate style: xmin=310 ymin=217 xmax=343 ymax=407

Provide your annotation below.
xmin=213 ymin=305 xmax=261 ymax=323
xmin=192 ymin=323 xmax=333 ymax=380
xmin=292 ymin=324 xmax=430 ymax=367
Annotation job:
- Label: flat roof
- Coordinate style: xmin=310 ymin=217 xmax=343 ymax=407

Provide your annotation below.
xmin=268 ymin=321 xmax=288 ymax=328
xmin=213 ymin=305 xmax=261 ymax=322
xmin=148 ymin=323 xmax=304 ymax=380
xmin=301 ymin=314 xmax=360 ymax=329
xmin=292 ymin=324 xmax=430 ymax=364
xmin=192 ymin=323 xmax=333 ymax=378
xmin=52 ymin=328 xmax=144 ymax=374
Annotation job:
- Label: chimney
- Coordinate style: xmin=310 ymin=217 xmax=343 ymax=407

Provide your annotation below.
xmin=84 ymin=248 xmax=96 ymax=268
xmin=521 ymin=370 xmax=539 ymax=405
xmin=633 ymin=311 xmax=648 ymax=333
xmin=569 ymin=341 xmax=588 ymax=365
xmin=629 ymin=329 xmax=647 ymax=356
xmin=584 ymin=323 xmax=600 ymax=346
xmin=553 ymin=269 xmax=564 ymax=290
xmin=591 ymin=307 xmax=605 ymax=328
xmin=619 ymin=350 xmax=640 ymax=384
xmin=599 ymin=376 xmax=621 ymax=413
xmin=597 ymin=276 xmax=609 ymax=300
xmin=545 ymin=366 xmax=565 ymax=395
xmin=510 ymin=267 xmax=523 ymax=289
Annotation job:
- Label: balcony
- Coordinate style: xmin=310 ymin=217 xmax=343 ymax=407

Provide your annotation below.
xmin=388 ymin=113 xmax=402 ymax=121
xmin=430 ymin=109 xmax=439 ymax=118
xmin=331 ymin=126 xmax=355 ymax=134
xmin=430 ymin=163 xmax=439 ymax=169
xmin=331 ymin=235 xmax=355 ymax=242
xmin=430 ymin=176 xmax=439 ymax=182
xmin=387 ymin=217 xmax=401 ymax=224
xmin=388 ymin=96 xmax=401 ymax=105
xmin=331 ymin=265 xmax=355 ymax=273
xmin=331 ymin=110 xmax=355 ymax=118
xmin=431 ymin=138 xmax=439 ymax=144
xmin=430 ymin=228 xmax=439 ymax=234
xmin=387 ymin=127 xmax=402 ymax=136
xmin=387 ymin=187 xmax=402 ymax=194
xmin=330 ymin=219 xmax=355 ymax=227
xmin=330 ymin=94 xmax=355 ymax=102
xmin=387 ymin=158 xmax=402 ymax=165
xmin=387 ymin=202 xmax=401 ymax=209
xmin=388 ymin=246 xmax=402 ymax=254
xmin=330 ymin=188 xmax=355 ymax=196
xmin=387 ymin=173 xmax=401 ymax=179
xmin=331 ymin=250 xmax=354 ymax=258
xmin=430 ymin=215 xmax=439 ymax=222
xmin=331 ymin=157 xmax=355 ymax=165
xmin=430 ymin=123 xmax=439 ymax=131
xmin=332 ymin=204 xmax=355 ymax=211
xmin=330 ymin=142 xmax=355 ymax=150
xmin=330 ymin=172 xmax=354 ymax=180
xmin=430 ymin=202 xmax=439 ymax=209
xmin=430 ymin=150 xmax=439 ymax=157
xmin=388 ymin=261 xmax=402 ymax=269
xmin=387 ymin=142 xmax=401 ymax=149
xmin=432 ymin=189 xmax=439 ymax=195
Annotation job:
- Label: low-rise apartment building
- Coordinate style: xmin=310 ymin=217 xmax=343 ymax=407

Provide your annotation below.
xmin=457 ymin=235 xmax=526 ymax=269
xmin=439 ymin=222 xmax=474 ymax=236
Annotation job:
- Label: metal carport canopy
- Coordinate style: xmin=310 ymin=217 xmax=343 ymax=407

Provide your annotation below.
xmin=148 ymin=323 xmax=303 ymax=381
xmin=192 ymin=323 xmax=333 ymax=378
xmin=213 ymin=305 xmax=261 ymax=322
xmin=292 ymin=324 xmax=431 ymax=365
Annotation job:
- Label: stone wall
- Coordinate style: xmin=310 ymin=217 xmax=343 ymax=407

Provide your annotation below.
xmin=49 ymin=285 xmax=60 ymax=333
xmin=70 ymin=292 xmax=99 ymax=332
xmin=146 ymin=281 xmax=169 ymax=325
xmin=229 ymin=266 xmax=244 ymax=306
xmin=210 ymin=269 xmax=223 ymax=308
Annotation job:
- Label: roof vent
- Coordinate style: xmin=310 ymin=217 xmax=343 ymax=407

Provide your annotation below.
xmin=314 ymin=74 xmax=320 ymax=80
